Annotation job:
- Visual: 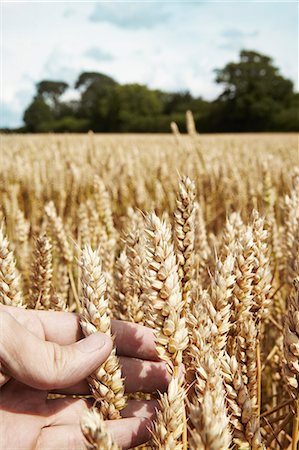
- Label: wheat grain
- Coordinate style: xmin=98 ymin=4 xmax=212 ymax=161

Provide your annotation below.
xmin=29 ymin=232 xmax=53 ymax=309
xmin=79 ymin=245 xmax=126 ymax=419
xmin=0 ymin=224 xmax=24 ymax=307
xmin=81 ymin=408 xmax=119 ymax=450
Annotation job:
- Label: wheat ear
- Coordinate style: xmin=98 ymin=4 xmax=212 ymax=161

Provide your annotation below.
xmin=143 ymin=213 xmax=188 ymax=448
xmin=174 ymin=176 xmax=196 ymax=307
xmin=208 ymin=255 xmax=235 ymax=354
xmin=220 ymin=212 xmax=245 ymax=260
xmin=93 ymin=175 xmax=115 ymax=239
xmin=125 ymin=225 xmax=146 ymax=324
xmin=186 ymin=110 xmax=197 ymax=136
xmin=232 ymin=227 xmax=255 ymax=322
xmin=189 ymin=358 xmax=232 ymax=450
xmin=151 ymin=377 xmax=185 ymax=450
xmin=14 ymin=208 xmax=30 ymax=273
xmin=250 ymin=210 xmax=272 ymax=320
xmin=45 ymin=201 xmax=73 ymax=263
xmin=79 ymin=245 xmax=126 ymax=419
xmin=143 ymin=212 xmax=188 ymax=370
xmin=113 ymin=249 xmax=130 ymax=320
xmin=81 ymin=408 xmax=119 ymax=450
xmin=222 ymin=352 xmax=263 ymax=448
xmin=0 ymin=224 xmax=24 ymax=307
xmin=29 ymin=232 xmax=53 ymax=309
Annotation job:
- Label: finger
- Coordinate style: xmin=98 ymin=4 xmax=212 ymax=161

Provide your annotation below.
xmin=47 ymin=397 xmax=158 ymax=426
xmin=108 ymin=417 xmax=152 ymax=449
xmin=0 ymin=305 xmax=80 ymax=345
xmin=51 ymin=357 xmax=170 ymax=395
xmin=36 ymin=425 xmax=86 ymax=450
xmin=120 ymin=357 xmax=170 ymax=393
xmin=0 ymin=310 xmax=112 ymax=390
xmin=36 ymin=419 xmax=151 ymax=450
xmin=121 ymin=399 xmax=158 ymax=420
xmin=111 ymin=321 xmax=159 ymax=361
xmin=0 ymin=306 xmax=159 ymax=361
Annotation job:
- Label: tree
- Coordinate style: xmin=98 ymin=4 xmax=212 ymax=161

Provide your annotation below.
xmin=214 ymin=50 xmax=295 ymax=131
xmin=75 ymin=72 xmax=118 ymax=131
xmin=75 ymin=72 xmax=116 ymax=91
xmin=37 ymin=80 xmax=68 ymax=107
xmin=23 ymin=95 xmax=53 ymax=132
xmin=162 ymin=91 xmax=193 ymax=114
xmin=33 ymin=80 xmax=69 ymax=121
xmin=110 ymin=84 xmax=164 ymax=131
xmin=21 ymin=50 xmax=297 ymax=133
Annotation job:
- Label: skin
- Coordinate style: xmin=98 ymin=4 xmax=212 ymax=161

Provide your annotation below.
xmin=0 ymin=305 xmax=172 ymax=449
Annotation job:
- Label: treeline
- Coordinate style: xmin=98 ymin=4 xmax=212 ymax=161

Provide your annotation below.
xmin=21 ymin=50 xmax=298 ymax=133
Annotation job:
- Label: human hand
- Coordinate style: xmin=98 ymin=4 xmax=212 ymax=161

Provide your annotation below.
xmin=0 ymin=305 xmax=171 ymax=449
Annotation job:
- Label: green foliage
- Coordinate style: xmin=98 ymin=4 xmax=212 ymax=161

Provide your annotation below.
xmin=21 ymin=50 xmax=298 ymax=133
xmin=37 ymin=80 xmax=69 ymax=99
xmin=214 ymin=50 xmax=295 ymax=131
xmin=112 ymin=84 xmax=163 ymax=131
xmin=23 ymin=95 xmax=53 ymax=132
xmin=39 ymin=116 xmax=89 ymax=133
xmin=75 ymin=72 xmax=118 ymax=131
xmin=75 ymin=72 xmax=117 ymax=90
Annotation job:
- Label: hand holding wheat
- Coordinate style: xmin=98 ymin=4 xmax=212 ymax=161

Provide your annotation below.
xmin=0 ymin=306 xmax=172 ymax=450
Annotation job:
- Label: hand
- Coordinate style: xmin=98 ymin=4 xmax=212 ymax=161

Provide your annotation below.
xmin=0 ymin=305 xmax=171 ymax=449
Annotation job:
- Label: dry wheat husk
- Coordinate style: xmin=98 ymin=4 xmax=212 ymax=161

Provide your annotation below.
xmin=143 ymin=212 xmax=188 ymax=369
xmin=151 ymin=377 xmax=185 ymax=450
xmin=81 ymin=408 xmax=119 ymax=450
xmin=45 ymin=201 xmax=73 ymax=264
xmin=29 ymin=232 xmax=53 ymax=309
xmin=174 ymin=176 xmax=196 ymax=307
xmin=0 ymin=224 xmax=24 ymax=307
xmin=79 ymin=245 xmax=126 ymax=419
xmin=188 ymin=356 xmax=232 ymax=450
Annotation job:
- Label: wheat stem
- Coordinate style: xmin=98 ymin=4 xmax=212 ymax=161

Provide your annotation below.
xmin=291 ymin=397 xmax=299 ymax=450
xmin=256 ymin=337 xmax=262 ymax=419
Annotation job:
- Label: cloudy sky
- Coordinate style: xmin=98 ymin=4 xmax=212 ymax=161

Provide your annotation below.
xmin=1 ymin=0 xmax=298 ymax=128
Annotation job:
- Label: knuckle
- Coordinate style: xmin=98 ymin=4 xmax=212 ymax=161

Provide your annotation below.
xmin=46 ymin=342 xmax=69 ymax=388
xmin=24 ymin=315 xmax=44 ymax=339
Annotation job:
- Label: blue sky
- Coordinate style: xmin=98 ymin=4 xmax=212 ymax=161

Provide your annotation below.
xmin=1 ymin=0 xmax=298 ymax=128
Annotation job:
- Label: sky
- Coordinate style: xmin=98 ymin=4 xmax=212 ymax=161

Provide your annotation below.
xmin=1 ymin=0 xmax=298 ymax=128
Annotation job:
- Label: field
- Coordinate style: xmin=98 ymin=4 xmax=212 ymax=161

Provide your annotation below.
xmin=0 ymin=130 xmax=298 ymax=449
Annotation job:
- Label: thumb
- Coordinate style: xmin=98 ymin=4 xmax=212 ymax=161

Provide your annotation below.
xmin=0 ymin=311 xmax=112 ymax=390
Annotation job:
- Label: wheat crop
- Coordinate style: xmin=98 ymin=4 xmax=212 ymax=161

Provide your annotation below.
xmin=0 ymin=125 xmax=298 ymax=449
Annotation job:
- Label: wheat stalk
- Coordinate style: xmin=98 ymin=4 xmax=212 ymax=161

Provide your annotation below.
xmin=283 ymin=276 xmax=299 ymax=450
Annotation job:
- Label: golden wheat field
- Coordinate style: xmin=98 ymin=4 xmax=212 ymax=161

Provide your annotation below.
xmin=0 ymin=129 xmax=299 ymax=449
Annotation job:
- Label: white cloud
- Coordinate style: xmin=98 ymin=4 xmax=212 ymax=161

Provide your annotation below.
xmin=84 ymin=47 xmax=114 ymax=62
xmin=89 ymin=3 xmax=171 ymax=29
xmin=1 ymin=1 xmax=297 ymax=127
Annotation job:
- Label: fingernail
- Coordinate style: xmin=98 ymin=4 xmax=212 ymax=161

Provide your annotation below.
xmin=77 ymin=332 xmax=109 ymax=353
